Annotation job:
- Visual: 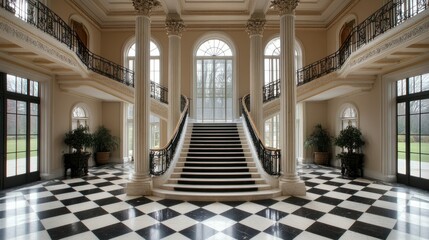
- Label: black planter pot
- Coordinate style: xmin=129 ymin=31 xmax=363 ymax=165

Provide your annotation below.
xmin=340 ymin=153 xmax=364 ymax=178
xmin=64 ymin=152 xmax=91 ymax=178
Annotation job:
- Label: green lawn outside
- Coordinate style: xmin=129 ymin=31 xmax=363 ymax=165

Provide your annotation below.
xmin=7 ymin=136 xmax=38 ymax=159
xmin=397 ymin=142 xmax=429 ymax=162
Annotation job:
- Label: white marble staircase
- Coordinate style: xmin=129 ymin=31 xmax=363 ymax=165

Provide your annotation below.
xmin=152 ymin=122 xmax=281 ymax=201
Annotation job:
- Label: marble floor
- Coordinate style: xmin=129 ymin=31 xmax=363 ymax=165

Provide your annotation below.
xmin=0 ymin=163 xmax=428 ymax=240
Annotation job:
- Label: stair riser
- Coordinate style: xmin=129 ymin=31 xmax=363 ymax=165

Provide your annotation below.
xmin=172 ymin=174 xmax=257 ymax=178
xmin=181 ymin=168 xmax=251 ymax=173
xmin=173 ymin=187 xmax=259 ymax=193
xmin=187 ymin=149 xmax=243 ymax=153
xmin=177 ymin=180 xmax=256 ymax=185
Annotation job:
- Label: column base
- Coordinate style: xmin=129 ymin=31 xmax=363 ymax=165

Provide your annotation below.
xmin=126 ymin=177 xmax=153 ymax=196
xmin=279 ymin=179 xmax=306 ymax=196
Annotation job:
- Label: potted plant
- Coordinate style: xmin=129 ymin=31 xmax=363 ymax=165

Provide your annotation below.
xmin=305 ymin=124 xmax=332 ymax=165
xmin=63 ymin=125 xmax=93 ymax=177
xmin=334 ymin=125 xmax=365 ymax=178
xmin=92 ymin=125 xmax=119 ymax=165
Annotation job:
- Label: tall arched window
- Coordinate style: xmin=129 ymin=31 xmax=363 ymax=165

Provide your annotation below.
xmin=264 ymin=37 xmax=303 ymax=85
xmin=126 ymin=41 xmax=160 ymax=84
xmin=72 ymin=105 xmax=88 ymax=130
xmin=195 ymin=39 xmax=234 ymax=122
xmin=340 ymin=104 xmax=358 ymax=130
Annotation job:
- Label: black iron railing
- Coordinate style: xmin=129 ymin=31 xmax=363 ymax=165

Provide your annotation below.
xmin=150 ymin=95 xmax=189 ymax=176
xmin=1 ymin=0 xmax=134 ymax=86
xmin=263 ymin=79 xmax=280 ymax=103
xmin=297 ymin=0 xmax=428 ymax=85
xmin=241 ymin=94 xmax=281 ymax=176
xmin=150 ymin=81 xmax=168 ymax=104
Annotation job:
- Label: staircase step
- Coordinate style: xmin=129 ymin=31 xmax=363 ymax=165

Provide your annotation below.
xmin=172 ymin=172 xmax=258 ymax=178
xmin=187 ymin=148 xmax=243 ymax=153
xmin=182 ymin=157 xmax=250 ymax=162
xmin=161 ymin=183 xmax=271 ymax=192
xmin=152 ymin=188 xmax=282 ymax=201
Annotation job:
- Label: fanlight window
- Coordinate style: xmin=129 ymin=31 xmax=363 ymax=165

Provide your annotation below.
xmin=72 ymin=106 xmax=88 ymax=129
xmin=341 ymin=106 xmax=358 ymax=129
xmin=196 ymin=39 xmax=233 ymax=57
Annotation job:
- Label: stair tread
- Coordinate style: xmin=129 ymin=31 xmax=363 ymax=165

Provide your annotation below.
xmin=170 ymin=178 xmax=264 ymax=181
xmin=162 ymin=183 xmax=270 ymax=189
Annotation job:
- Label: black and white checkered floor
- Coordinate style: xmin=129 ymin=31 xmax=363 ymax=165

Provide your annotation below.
xmin=1 ymin=164 xmax=428 ymax=240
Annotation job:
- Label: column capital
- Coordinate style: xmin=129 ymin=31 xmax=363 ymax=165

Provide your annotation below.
xmin=132 ymin=0 xmax=161 ymax=16
xmin=245 ymin=15 xmax=266 ymax=36
xmin=165 ymin=14 xmax=186 ymax=36
xmin=271 ymin=0 xmax=299 ymax=15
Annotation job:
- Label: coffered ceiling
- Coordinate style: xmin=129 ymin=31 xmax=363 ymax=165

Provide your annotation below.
xmin=70 ymin=0 xmax=354 ymax=28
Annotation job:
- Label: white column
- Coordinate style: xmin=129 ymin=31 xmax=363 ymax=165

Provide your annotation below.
xmin=272 ymin=0 xmax=306 ymax=196
xmin=127 ymin=0 xmax=160 ymax=196
xmin=166 ymin=14 xmax=185 ymax=137
xmin=245 ymin=14 xmax=265 ymax=136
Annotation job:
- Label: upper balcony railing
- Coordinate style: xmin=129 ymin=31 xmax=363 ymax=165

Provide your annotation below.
xmin=297 ymin=0 xmax=428 ymax=85
xmin=263 ymin=79 xmax=280 ymax=103
xmin=0 ymin=0 xmax=134 ymax=86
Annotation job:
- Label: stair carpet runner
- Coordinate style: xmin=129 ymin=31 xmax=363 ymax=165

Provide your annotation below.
xmin=160 ymin=122 xmax=272 ymax=196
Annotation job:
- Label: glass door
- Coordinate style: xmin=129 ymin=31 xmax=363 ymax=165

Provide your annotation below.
xmin=396 ymin=74 xmax=429 ymax=190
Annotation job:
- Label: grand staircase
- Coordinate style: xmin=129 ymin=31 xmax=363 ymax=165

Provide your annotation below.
xmin=153 ymin=122 xmax=281 ymax=201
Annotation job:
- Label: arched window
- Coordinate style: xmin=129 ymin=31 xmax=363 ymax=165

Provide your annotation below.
xmin=195 ymin=38 xmax=234 ymax=122
xmin=264 ymin=114 xmax=280 ymax=148
xmin=71 ymin=105 xmax=89 ymax=130
xmin=340 ymin=104 xmax=358 ymax=130
xmin=126 ymin=41 xmax=160 ymax=84
xmin=264 ymin=37 xmax=303 ymax=85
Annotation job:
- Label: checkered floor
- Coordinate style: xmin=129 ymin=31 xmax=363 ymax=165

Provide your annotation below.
xmin=1 ymin=164 xmax=428 ymax=240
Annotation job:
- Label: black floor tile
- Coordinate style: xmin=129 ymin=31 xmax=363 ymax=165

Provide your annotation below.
xmin=125 ymin=196 xmax=153 ymax=207
xmin=307 ymin=222 xmax=347 ymax=239
xmin=27 ymin=196 xmax=58 ymax=205
xmin=157 ymin=199 xmax=184 ymax=207
xmin=349 ymin=221 xmax=391 ymax=239
xmin=79 ymin=188 xmax=104 ymax=195
xmin=75 ymin=207 xmax=108 ymax=220
xmin=362 ymin=187 xmax=388 ymax=194
xmin=148 ymin=208 xmax=181 ymax=222
xmin=108 ymin=189 xmax=126 ymax=196
xmin=251 ymin=199 xmax=279 ymax=206
xmin=315 ymin=196 xmax=343 ymax=206
xmin=47 ymin=221 xmax=88 ymax=239
xmin=324 ymin=181 xmax=344 ymax=187
xmin=220 ymin=208 xmax=252 ymax=222
xmin=307 ymin=188 xmax=329 ymax=195
xmin=136 ymin=223 xmax=175 ymax=239
xmin=51 ymin=187 xmax=75 ymax=195
xmin=222 ymin=223 xmax=259 ymax=239
xmin=93 ymin=196 xmax=121 ymax=206
xmin=264 ymin=223 xmax=302 ymax=239
xmin=329 ymin=207 xmax=363 ymax=220
xmin=112 ymin=208 xmax=144 ymax=221
xmin=104 ymin=176 xmax=121 ymax=181
xmin=37 ymin=207 xmax=71 ymax=219
xmin=256 ymin=208 xmax=288 ymax=221
xmin=366 ymin=206 xmax=398 ymax=219
xmin=61 ymin=196 xmax=90 ymax=206
xmin=180 ymin=223 xmax=217 ymax=239
xmin=347 ymin=195 xmax=376 ymax=205
xmin=349 ymin=181 xmax=370 ymax=187
xmin=186 ymin=208 xmax=216 ymax=222
xmin=68 ymin=181 xmax=89 ymax=187
xmin=292 ymin=207 xmax=324 ymax=220
xmin=305 ymin=182 xmax=319 ymax=187
xmin=283 ymin=196 xmax=311 ymax=206
xmin=334 ymin=187 xmax=358 ymax=195
xmin=92 ymin=222 xmax=132 ymax=239
xmin=379 ymin=195 xmax=400 ymax=203
xmin=93 ymin=182 xmax=114 ymax=187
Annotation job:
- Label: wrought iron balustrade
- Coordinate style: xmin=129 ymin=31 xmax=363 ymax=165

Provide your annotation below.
xmin=241 ymin=94 xmax=281 ymax=176
xmin=297 ymin=0 xmax=428 ymax=85
xmin=150 ymin=81 xmax=168 ymax=104
xmin=150 ymin=95 xmax=189 ymax=176
xmin=263 ymin=79 xmax=280 ymax=103
xmin=1 ymin=0 xmax=134 ymax=86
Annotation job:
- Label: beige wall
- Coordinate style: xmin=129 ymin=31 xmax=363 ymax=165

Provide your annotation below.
xmin=52 ymin=79 xmax=102 ymax=175
xmin=101 ymin=102 xmax=122 ymax=163
xmin=302 ymin=101 xmax=329 ymax=163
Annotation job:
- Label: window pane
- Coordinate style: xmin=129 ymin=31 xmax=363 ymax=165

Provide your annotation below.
xmin=410 ymin=114 xmax=420 ymax=135
xmin=30 ymin=152 xmax=38 ymax=172
xmin=17 ymin=136 xmax=26 ymax=152
xmin=7 ymin=114 xmax=17 ymax=135
xmin=422 ymin=74 xmax=429 ymax=91
xmin=6 ymin=153 xmax=16 ymax=177
xmin=17 ymin=115 xmax=26 ymax=135
xmin=397 ymin=102 xmax=406 ymax=115
xmin=397 ymin=116 xmax=406 ymax=134
xmin=410 ymin=100 xmax=420 ymax=114
xmin=30 ymin=135 xmax=38 ymax=151
xmin=7 ymin=75 xmax=16 ymax=92
xmin=410 ymin=153 xmax=420 ymax=177
xmin=7 ymin=99 xmax=16 ymax=114
xmin=17 ymin=101 xmax=26 ymax=114
xmin=30 ymin=103 xmax=38 ymax=116
xmin=17 ymin=157 xmax=26 ymax=175
xmin=7 ymin=136 xmax=16 ymax=153
xmin=397 ymin=79 xmax=406 ymax=96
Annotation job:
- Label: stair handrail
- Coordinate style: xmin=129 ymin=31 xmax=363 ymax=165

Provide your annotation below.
xmin=0 ymin=0 xmax=134 ymax=86
xmin=263 ymin=79 xmax=280 ymax=103
xmin=241 ymin=94 xmax=281 ymax=176
xmin=297 ymin=0 xmax=428 ymax=86
xmin=150 ymin=95 xmax=189 ymax=176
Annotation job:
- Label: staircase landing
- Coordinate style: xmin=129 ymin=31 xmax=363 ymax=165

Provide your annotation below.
xmin=153 ymin=122 xmax=281 ymax=201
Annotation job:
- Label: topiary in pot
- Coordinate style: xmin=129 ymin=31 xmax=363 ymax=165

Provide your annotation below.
xmin=334 ymin=125 xmax=365 ymax=178
xmin=92 ymin=125 xmax=119 ymax=165
xmin=305 ymin=124 xmax=332 ymax=165
xmin=63 ymin=125 xmax=93 ymax=177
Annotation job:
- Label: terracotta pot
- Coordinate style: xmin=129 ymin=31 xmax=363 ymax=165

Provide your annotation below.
xmin=314 ymin=152 xmax=329 ymax=165
xmin=95 ymin=152 xmax=110 ymax=165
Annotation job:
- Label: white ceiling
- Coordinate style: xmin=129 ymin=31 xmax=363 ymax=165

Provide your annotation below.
xmin=71 ymin=0 xmax=353 ymax=28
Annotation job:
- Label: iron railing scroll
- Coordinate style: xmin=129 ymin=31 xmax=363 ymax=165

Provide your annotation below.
xmin=150 ymin=95 xmax=189 ymax=176
xmin=241 ymin=94 xmax=281 ymax=176
xmin=150 ymin=81 xmax=168 ymax=104
xmin=297 ymin=0 xmax=428 ymax=85
xmin=263 ymin=79 xmax=280 ymax=103
xmin=1 ymin=0 xmax=134 ymax=86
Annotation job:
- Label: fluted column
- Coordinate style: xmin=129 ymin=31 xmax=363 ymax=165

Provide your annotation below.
xmin=271 ymin=0 xmax=306 ymax=196
xmin=127 ymin=0 xmax=160 ymax=196
xmin=166 ymin=14 xmax=185 ymax=138
xmin=245 ymin=14 xmax=265 ymax=136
